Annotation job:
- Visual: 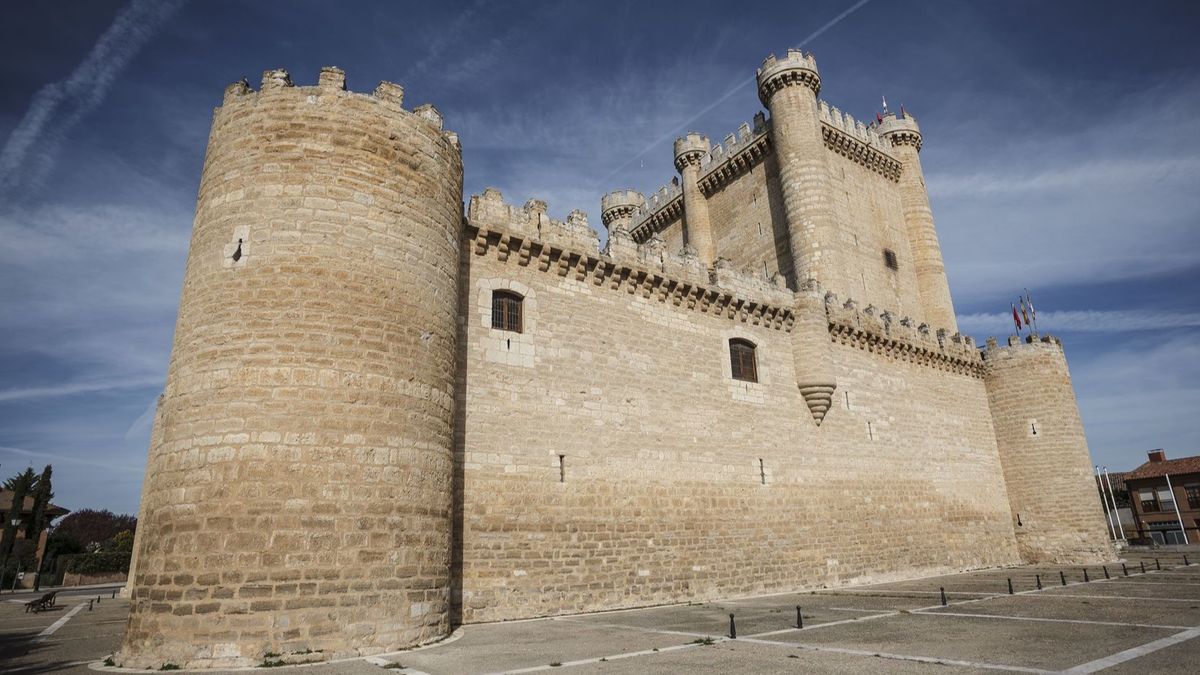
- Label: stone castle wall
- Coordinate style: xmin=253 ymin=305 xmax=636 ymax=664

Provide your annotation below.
xmin=456 ymin=191 xmax=1021 ymax=623
xmin=118 ymin=68 xmax=463 ymax=669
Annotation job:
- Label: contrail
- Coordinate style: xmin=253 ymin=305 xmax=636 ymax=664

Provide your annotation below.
xmin=595 ymin=0 xmax=873 ymax=190
xmin=0 ymin=0 xmax=186 ymax=198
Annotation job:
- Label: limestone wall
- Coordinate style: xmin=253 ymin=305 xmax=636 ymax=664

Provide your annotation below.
xmin=983 ymin=336 xmax=1116 ymax=564
xmin=118 ymin=67 xmax=463 ymax=668
xmin=456 ymin=192 xmax=1020 ymax=623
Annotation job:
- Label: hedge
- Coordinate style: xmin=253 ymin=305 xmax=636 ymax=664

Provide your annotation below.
xmin=64 ymin=551 xmax=131 ymax=575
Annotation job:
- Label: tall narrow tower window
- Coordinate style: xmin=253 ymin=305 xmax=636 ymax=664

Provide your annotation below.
xmin=491 ymin=290 xmax=523 ymax=333
xmin=729 ymin=338 xmax=758 ymax=383
xmin=883 ymin=248 xmax=898 ymax=271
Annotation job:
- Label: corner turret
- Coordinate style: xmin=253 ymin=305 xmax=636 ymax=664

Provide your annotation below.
xmin=876 ymin=109 xmax=957 ymax=332
xmin=672 ymin=133 xmax=716 ymax=266
xmin=600 ymin=189 xmax=646 ymax=234
xmin=982 ymin=334 xmax=1115 ymax=564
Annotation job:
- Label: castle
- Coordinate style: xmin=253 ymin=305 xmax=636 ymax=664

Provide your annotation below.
xmin=117 ymin=51 xmax=1115 ymax=668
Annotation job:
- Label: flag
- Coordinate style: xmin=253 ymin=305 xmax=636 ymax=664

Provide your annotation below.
xmin=1025 ymin=289 xmax=1037 ymax=322
xmin=876 ymin=112 xmax=883 ymax=124
xmin=1020 ymin=298 xmax=1031 ymax=326
xmin=882 ymin=95 xmax=889 ymax=113
xmin=1012 ymin=303 xmax=1023 ymax=331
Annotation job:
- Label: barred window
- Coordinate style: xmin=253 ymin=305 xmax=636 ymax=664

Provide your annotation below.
xmin=883 ymin=248 xmax=899 ymax=271
xmin=729 ymin=338 xmax=758 ymax=383
xmin=491 ymin=290 xmax=523 ymax=333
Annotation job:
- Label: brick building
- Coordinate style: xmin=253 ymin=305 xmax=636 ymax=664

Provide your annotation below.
xmin=1124 ymin=449 xmax=1200 ymax=545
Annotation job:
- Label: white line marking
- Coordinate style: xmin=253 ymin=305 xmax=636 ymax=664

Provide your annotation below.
xmin=1095 ymin=579 xmax=1200 ymax=586
xmin=36 ymin=602 xmax=86 ymax=642
xmin=1023 ymin=592 xmax=1200 ymax=603
xmin=1062 ymin=627 xmax=1200 ymax=673
xmin=913 ymin=609 xmax=1190 ymax=630
xmin=735 ymin=636 xmax=1056 ymax=674
xmin=482 ymin=640 xmax=711 ymax=674
xmin=552 ymin=617 xmax=709 ymax=638
xmin=748 ymin=612 xmax=896 ymax=636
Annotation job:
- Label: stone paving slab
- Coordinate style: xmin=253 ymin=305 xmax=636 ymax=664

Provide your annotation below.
xmin=922 ymin=593 xmax=1200 ymax=627
xmin=761 ymin=611 xmax=1173 ymax=671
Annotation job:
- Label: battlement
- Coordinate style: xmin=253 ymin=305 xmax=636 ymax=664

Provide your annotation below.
xmin=876 ymin=110 xmax=922 ymax=151
xmin=467 ymin=189 xmax=796 ymax=322
xmin=818 ymin=100 xmax=902 ymax=181
xmin=673 ymin=132 xmax=711 ymax=170
xmin=981 ymin=333 xmax=1065 ymax=361
xmin=600 ymin=190 xmax=647 ymax=231
xmin=220 ymin=66 xmax=460 ymax=147
xmin=824 ymin=292 xmax=983 ymax=375
xmin=627 ymin=180 xmax=683 ymax=241
xmin=818 ymin=101 xmax=887 ymax=151
xmin=468 ymin=188 xmax=599 ymax=254
xmin=756 ymin=49 xmax=821 ymax=102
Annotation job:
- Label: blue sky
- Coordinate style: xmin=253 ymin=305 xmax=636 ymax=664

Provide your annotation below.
xmin=1 ymin=0 xmax=1197 ymax=515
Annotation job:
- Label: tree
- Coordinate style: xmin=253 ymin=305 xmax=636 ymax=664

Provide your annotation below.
xmin=25 ymin=465 xmax=53 ymax=541
xmin=1 ymin=467 xmax=37 ymax=564
xmin=50 ymin=509 xmax=137 ymax=552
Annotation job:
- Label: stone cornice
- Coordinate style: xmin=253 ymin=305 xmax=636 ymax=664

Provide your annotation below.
xmin=629 ymin=196 xmax=683 ymax=243
xmin=467 ymin=221 xmax=795 ymax=331
xmin=821 ymin=123 xmax=903 ymax=182
xmin=824 ymin=295 xmax=985 ymax=378
xmin=883 ymin=130 xmax=922 ymax=151
xmin=697 ymin=131 xmax=771 ymax=196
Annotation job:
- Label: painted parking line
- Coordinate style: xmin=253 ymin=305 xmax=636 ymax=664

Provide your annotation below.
xmin=1062 ymin=627 xmax=1200 ymax=673
xmin=35 ymin=602 xmax=87 ymax=642
xmin=912 ymin=609 xmax=1191 ymax=630
xmin=482 ymin=639 xmax=712 ymax=675
xmin=1023 ymin=593 xmax=1200 ymax=603
xmin=736 ymin=636 xmax=1057 ymax=674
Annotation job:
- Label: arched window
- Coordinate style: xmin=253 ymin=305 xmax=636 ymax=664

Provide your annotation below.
xmin=491 ymin=290 xmax=523 ymax=333
xmin=729 ymin=338 xmax=757 ymax=383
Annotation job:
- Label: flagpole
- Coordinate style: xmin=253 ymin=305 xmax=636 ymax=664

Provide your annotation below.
xmin=1102 ymin=467 xmax=1127 ymax=542
xmin=1165 ymin=473 xmax=1189 ymax=544
xmin=1096 ymin=466 xmax=1118 ymax=541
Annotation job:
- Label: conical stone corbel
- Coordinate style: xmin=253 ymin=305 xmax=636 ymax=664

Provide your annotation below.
xmin=798 ymin=382 xmax=836 ymax=426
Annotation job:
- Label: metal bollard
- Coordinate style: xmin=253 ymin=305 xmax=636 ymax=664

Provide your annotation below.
xmin=1060 ymin=571 xmax=1066 ymax=586
xmin=1035 ymin=574 xmax=1042 ymax=590
xmin=1122 ymin=562 xmax=1128 ymax=576
xmin=1083 ymin=569 xmax=1090 ymax=583
xmin=111 ymin=589 xmax=116 ymax=599
xmin=1007 ymin=578 xmax=1014 ymax=594
xmin=940 ymin=587 xmax=947 ymax=606
xmin=797 ymin=606 xmax=803 ymax=629
xmin=729 ymin=613 xmax=736 ymax=639
xmin=88 ymin=600 xmax=93 ymax=611
xmin=1103 ymin=566 xmax=1109 ymax=579
xmin=1186 ymin=555 xmax=1190 ymax=566
xmin=1156 ymin=558 xmax=1161 ymax=571
xmin=1140 ymin=561 xmax=1146 ymax=574
xmin=96 ymin=595 xmax=101 ymax=604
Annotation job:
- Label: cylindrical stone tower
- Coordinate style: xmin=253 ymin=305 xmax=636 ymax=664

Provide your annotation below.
xmin=117 ymin=66 xmax=463 ymax=669
xmin=600 ymin=189 xmax=646 ymax=234
xmin=673 ymin=133 xmax=716 ymax=266
xmin=877 ymin=111 xmax=958 ymax=332
xmin=983 ymin=335 xmax=1115 ymax=564
xmin=756 ymin=50 xmax=839 ymax=290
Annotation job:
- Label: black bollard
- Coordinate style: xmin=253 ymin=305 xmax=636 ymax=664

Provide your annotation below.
xmin=1084 ymin=569 xmax=1090 ymax=582
xmin=96 ymin=595 xmax=101 ymax=604
xmin=1140 ymin=561 xmax=1146 ymax=574
xmin=797 ymin=606 xmax=803 ymax=629
xmin=1186 ymin=555 xmax=1190 ymax=566
xmin=729 ymin=613 xmax=736 ymax=639
xmin=111 ymin=589 xmax=116 ymax=599
xmin=1060 ymin=571 xmax=1066 ymax=586
xmin=1103 ymin=566 xmax=1109 ymax=579
xmin=1156 ymin=558 xmax=1161 ymax=571
xmin=1122 ymin=562 xmax=1128 ymax=576
xmin=940 ymin=587 xmax=947 ymax=606
xmin=88 ymin=600 xmax=93 ymax=611
xmin=1007 ymin=578 xmax=1014 ymax=594
xmin=1035 ymin=574 xmax=1042 ymax=590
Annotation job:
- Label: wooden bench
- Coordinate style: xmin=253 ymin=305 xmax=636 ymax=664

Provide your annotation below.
xmin=24 ymin=591 xmax=57 ymax=613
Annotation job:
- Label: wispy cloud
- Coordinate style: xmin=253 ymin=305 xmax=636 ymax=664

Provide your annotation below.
xmin=0 ymin=377 xmax=162 ymax=403
xmin=0 ymin=445 xmax=142 ymax=473
xmin=0 ymin=0 xmax=186 ymax=198
xmin=957 ymin=309 xmax=1200 ymax=337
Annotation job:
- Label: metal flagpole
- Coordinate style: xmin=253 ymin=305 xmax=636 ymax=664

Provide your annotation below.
xmin=1165 ymin=473 xmax=1189 ymax=544
xmin=1096 ymin=466 xmax=1118 ymax=541
xmin=1103 ymin=467 xmax=1127 ymax=542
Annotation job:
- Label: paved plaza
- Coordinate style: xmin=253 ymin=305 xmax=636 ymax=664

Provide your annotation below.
xmin=2 ymin=550 xmax=1197 ymax=674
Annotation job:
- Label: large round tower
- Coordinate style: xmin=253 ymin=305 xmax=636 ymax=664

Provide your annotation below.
xmin=117 ymin=67 xmax=463 ymax=668
xmin=983 ymin=335 xmax=1115 ymax=564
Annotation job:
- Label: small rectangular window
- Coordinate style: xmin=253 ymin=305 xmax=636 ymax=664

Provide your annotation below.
xmin=729 ymin=339 xmax=757 ymax=383
xmin=883 ymin=248 xmax=898 ymax=271
xmin=491 ymin=290 xmax=523 ymax=333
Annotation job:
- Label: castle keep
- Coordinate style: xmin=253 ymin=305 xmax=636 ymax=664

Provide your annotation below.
xmin=118 ymin=51 xmax=1114 ymax=668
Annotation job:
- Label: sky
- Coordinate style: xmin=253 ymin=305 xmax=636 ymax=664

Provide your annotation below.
xmin=0 ymin=0 xmax=1197 ymax=515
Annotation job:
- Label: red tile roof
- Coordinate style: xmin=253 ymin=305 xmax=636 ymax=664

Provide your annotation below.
xmin=1124 ymin=455 xmax=1200 ymax=481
